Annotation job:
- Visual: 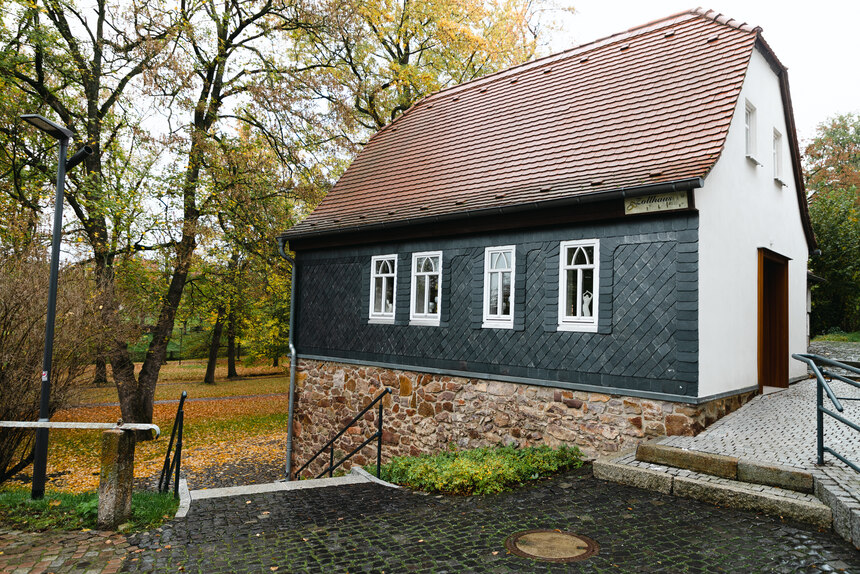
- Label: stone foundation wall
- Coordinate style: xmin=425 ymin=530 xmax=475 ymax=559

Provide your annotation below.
xmin=290 ymin=360 xmax=756 ymax=478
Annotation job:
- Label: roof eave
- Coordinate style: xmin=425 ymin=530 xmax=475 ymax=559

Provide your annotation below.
xmin=279 ymin=177 xmax=704 ymax=244
xmin=754 ymin=34 xmax=817 ymax=253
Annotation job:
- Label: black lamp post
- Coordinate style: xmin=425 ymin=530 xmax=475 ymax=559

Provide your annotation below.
xmin=20 ymin=114 xmax=94 ymax=499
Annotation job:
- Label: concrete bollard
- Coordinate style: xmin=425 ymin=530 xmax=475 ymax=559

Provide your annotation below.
xmin=97 ymin=429 xmax=135 ymax=530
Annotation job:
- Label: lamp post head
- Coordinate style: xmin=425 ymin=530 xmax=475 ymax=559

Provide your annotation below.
xmin=21 ymin=114 xmax=75 ymax=141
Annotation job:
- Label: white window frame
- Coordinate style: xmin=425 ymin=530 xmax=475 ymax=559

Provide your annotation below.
xmin=410 ymin=251 xmax=442 ymax=326
xmin=773 ymin=128 xmax=787 ymax=187
xmin=558 ymin=239 xmax=599 ymax=333
xmin=369 ymin=254 xmax=397 ymax=323
xmin=483 ymin=246 xmax=515 ymax=329
xmin=745 ymin=100 xmax=761 ymax=165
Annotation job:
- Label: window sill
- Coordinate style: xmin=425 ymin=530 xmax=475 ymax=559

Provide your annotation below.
xmin=746 ymin=154 xmax=762 ymax=167
xmin=482 ymin=320 xmax=514 ymax=330
xmin=368 ymin=317 xmax=395 ymax=325
xmin=557 ymin=321 xmax=598 ymax=333
xmin=774 ymin=177 xmax=788 ymax=188
xmin=409 ymin=318 xmax=440 ymax=327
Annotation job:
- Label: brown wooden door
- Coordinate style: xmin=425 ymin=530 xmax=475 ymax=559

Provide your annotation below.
xmin=758 ymin=249 xmax=789 ymax=391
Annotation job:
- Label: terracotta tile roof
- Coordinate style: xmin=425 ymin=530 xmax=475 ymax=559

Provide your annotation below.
xmin=284 ymin=8 xmax=762 ymax=240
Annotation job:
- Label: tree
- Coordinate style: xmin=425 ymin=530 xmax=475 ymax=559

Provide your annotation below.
xmin=0 ymin=0 xmax=176 ymax=395
xmin=292 ymin=0 xmax=556 ymax=136
xmin=804 ymin=113 xmax=860 ymax=194
xmin=804 ymin=113 xmax=860 ymax=334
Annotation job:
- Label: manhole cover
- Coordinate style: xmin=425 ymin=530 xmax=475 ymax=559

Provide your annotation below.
xmin=504 ymin=529 xmax=599 ymax=563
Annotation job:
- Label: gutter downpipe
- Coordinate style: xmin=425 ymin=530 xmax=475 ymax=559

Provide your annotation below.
xmin=277 ymin=237 xmax=297 ymax=480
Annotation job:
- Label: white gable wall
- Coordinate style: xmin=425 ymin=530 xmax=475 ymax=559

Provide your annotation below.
xmin=695 ymin=47 xmax=809 ymax=398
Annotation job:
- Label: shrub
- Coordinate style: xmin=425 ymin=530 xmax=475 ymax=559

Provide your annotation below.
xmin=0 ymin=251 xmax=103 ymax=483
xmin=371 ymin=445 xmax=584 ymax=495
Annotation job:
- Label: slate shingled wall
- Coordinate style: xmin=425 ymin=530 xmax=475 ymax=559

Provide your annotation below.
xmin=295 ymin=213 xmax=699 ymax=400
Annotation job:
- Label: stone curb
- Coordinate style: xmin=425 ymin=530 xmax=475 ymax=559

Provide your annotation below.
xmin=349 ymin=466 xmax=402 ymax=489
xmin=635 ymin=441 xmax=814 ymax=492
xmin=672 ymin=476 xmax=831 ymax=529
xmin=189 ymin=473 xmax=370 ymax=500
xmin=815 ymin=472 xmax=860 ymax=550
xmin=593 ymin=450 xmax=672 ymax=494
xmin=593 ymin=452 xmax=832 ymax=528
xmin=175 ymin=478 xmax=191 ymax=518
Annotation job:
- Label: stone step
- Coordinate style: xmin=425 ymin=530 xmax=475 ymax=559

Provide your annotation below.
xmin=635 ymin=441 xmax=815 ymax=493
xmin=594 ymin=451 xmax=832 ymax=529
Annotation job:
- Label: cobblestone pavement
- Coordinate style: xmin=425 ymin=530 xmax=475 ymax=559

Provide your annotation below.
xmin=0 ymin=529 xmax=128 ymax=573
xmin=809 ymin=341 xmax=860 ymax=364
xmin=122 ymin=466 xmax=860 ymax=573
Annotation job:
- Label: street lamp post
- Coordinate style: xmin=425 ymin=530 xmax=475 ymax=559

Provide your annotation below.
xmin=21 ymin=114 xmax=94 ymax=499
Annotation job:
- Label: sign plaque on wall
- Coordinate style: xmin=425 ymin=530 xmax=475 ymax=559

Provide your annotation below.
xmin=624 ymin=191 xmax=689 ymax=215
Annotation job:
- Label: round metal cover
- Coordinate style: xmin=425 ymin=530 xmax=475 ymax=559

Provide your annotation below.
xmin=504 ymin=529 xmax=599 ymax=563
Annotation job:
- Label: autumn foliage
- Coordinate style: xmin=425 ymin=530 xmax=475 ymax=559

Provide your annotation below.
xmin=804 ymin=113 xmax=860 ymax=334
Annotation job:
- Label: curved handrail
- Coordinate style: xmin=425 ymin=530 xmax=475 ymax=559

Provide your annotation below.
xmin=793 ymin=354 xmax=845 ymax=411
xmin=294 ymin=387 xmax=391 ymax=480
xmin=792 ymin=353 xmax=860 ymax=472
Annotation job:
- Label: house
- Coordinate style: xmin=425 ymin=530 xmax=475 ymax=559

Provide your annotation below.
xmin=277 ymin=8 xmax=815 ymax=467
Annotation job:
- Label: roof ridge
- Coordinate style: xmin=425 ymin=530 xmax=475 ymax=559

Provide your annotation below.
xmin=691 ymin=7 xmax=761 ymax=33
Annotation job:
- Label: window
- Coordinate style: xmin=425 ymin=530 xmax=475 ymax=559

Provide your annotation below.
xmin=558 ymin=239 xmax=599 ymax=332
xmin=744 ymin=101 xmax=760 ymax=165
xmin=483 ymin=246 xmax=515 ymax=328
xmin=773 ymin=128 xmax=786 ymax=186
xmin=410 ymin=252 xmax=442 ymax=325
xmin=369 ymin=255 xmax=396 ymax=322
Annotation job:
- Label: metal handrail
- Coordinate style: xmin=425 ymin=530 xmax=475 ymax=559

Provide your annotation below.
xmin=158 ymin=391 xmax=187 ymax=498
xmin=792 ymin=354 xmax=860 ymax=473
xmin=294 ymin=387 xmax=391 ymax=480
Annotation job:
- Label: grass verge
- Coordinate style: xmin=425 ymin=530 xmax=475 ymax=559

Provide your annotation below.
xmin=813 ymin=330 xmax=860 ymax=343
xmin=369 ymin=445 xmax=584 ymax=495
xmin=0 ymin=489 xmax=178 ymax=532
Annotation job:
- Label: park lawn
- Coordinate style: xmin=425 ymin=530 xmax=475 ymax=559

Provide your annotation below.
xmin=74 ymin=372 xmax=290 ymax=405
xmin=13 ymin=391 xmax=290 ymax=494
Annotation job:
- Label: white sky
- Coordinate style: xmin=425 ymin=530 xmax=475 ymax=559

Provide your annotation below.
xmin=546 ymin=1 xmax=860 ymax=144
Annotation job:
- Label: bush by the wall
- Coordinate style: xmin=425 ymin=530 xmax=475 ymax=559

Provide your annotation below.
xmin=370 ymin=445 xmax=584 ymax=495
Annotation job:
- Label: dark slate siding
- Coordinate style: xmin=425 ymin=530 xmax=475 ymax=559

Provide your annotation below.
xmin=295 ymin=213 xmax=699 ymax=397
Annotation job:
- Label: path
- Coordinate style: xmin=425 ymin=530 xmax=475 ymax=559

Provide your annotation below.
xmin=121 ymin=467 xmax=860 ymax=573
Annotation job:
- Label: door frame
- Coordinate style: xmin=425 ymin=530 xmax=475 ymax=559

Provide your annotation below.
xmin=757 ymin=248 xmax=790 ymax=392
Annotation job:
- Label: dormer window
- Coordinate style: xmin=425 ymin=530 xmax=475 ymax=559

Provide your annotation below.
xmin=773 ymin=129 xmax=787 ymax=187
xmin=745 ymin=100 xmax=761 ymax=165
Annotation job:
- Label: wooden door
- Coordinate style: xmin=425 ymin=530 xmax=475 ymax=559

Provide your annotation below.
xmin=758 ymin=249 xmax=789 ymax=391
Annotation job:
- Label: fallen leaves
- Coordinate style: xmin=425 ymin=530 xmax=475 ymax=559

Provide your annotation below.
xmin=9 ymin=391 xmax=290 ymax=494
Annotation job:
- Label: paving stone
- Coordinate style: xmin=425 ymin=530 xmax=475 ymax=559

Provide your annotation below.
xmin=115 ymin=466 xmax=860 ymax=573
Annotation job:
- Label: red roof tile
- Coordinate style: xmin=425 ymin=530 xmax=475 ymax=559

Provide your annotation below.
xmin=284 ymin=9 xmax=762 ymax=239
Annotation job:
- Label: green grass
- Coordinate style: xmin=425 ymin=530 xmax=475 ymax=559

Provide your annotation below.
xmin=0 ymin=489 xmax=178 ymax=532
xmin=813 ymin=330 xmax=860 ymax=343
xmin=369 ymin=445 xmax=584 ymax=495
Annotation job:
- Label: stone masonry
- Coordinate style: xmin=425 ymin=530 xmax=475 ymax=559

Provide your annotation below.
xmin=291 ymin=359 xmax=755 ymax=477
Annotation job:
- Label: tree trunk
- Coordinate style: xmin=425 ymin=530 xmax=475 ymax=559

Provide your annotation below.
xmin=204 ymin=306 xmax=225 ymax=384
xmin=272 ymin=355 xmax=279 ymax=367
xmin=226 ymin=308 xmax=238 ymax=378
xmin=92 ymin=358 xmax=108 ymax=386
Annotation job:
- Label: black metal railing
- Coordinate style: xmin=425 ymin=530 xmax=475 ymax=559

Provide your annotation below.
xmin=294 ymin=387 xmax=391 ymax=480
xmin=792 ymin=354 xmax=860 ymax=472
xmin=158 ymin=391 xmax=187 ymax=497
